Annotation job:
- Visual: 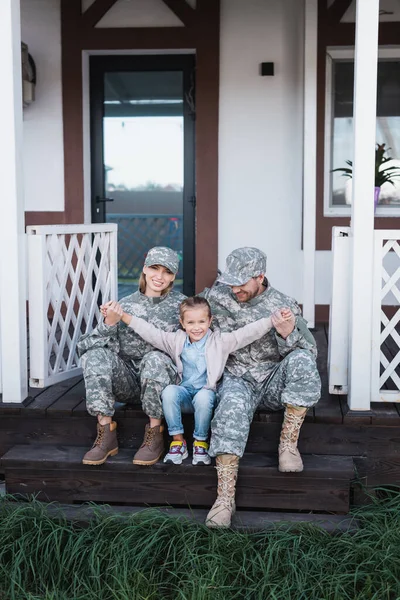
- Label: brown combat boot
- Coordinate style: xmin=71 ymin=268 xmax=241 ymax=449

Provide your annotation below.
xmin=132 ymin=424 xmax=165 ymax=465
xmin=278 ymin=406 xmax=307 ymax=473
xmin=82 ymin=421 xmax=118 ymax=465
xmin=205 ymin=454 xmax=239 ymax=529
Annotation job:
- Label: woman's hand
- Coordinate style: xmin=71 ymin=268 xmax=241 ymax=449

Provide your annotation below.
xmin=99 ymin=301 xmax=111 ymax=319
xmin=271 ymin=307 xmax=296 ymax=340
xmin=100 ymin=301 xmax=123 ymax=326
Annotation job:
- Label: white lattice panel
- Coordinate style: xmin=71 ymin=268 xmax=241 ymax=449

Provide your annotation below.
xmin=27 ymin=224 xmax=118 ymax=387
xmin=371 ymin=231 xmax=400 ymax=402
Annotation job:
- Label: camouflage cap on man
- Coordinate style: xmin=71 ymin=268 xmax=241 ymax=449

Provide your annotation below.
xmin=217 ymin=247 xmax=267 ymax=286
xmin=144 ymin=246 xmax=180 ymax=274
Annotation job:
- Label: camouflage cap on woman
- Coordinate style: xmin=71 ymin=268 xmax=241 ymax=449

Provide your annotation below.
xmin=217 ymin=247 xmax=267 ymax=286
xmin=144 ymin=246 xmax=180 ymax=274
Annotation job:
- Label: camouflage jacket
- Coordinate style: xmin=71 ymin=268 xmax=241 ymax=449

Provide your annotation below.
xmin=77 ymin=290 xmax=186 ymax=366
xmin=203 ymin=283 xmax=317 ymax=383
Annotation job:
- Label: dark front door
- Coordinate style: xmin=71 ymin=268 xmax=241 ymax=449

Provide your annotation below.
xmin=90 ymin=55 xmax=195 ymax=297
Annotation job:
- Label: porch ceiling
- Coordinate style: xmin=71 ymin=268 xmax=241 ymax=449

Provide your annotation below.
xmin=328 ymin=0 xmax=400 ymax=22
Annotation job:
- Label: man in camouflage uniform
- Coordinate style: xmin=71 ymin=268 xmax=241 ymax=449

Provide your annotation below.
xmin=203 ymin=247 xmax=321 ymax=528
xmin=77 ymin=247 xmax=186 ymax=466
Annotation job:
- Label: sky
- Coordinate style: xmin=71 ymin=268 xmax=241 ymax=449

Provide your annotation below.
xmin=104 ymin=116 xmax=184 ymax=189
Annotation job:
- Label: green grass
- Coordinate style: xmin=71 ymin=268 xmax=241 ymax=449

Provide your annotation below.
xmin=1 ymin=493 xmax=400 ymax=600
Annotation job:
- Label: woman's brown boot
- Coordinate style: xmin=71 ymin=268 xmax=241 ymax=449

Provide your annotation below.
xmin=205 ymin=454 xmax=239 ymax=528
xmin=82 ymin=422 xmax=118 ymax=465
xmin=132 ymin=424 xmax=165 ymax=465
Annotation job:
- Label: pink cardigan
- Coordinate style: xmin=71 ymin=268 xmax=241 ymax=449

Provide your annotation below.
xmin=128 ymin=315 xmax=272 ymax=390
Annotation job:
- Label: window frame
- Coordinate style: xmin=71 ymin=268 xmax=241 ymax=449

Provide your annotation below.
xmin=324 ymin=46 xmax=400 ymax=217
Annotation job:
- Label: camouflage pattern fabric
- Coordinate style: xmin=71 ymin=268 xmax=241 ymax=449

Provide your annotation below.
xmin=140 ymin=350 xmax=178 ymax=418
xmin=80 ymin=347 xmax=139 ymax=417
xmin=203 ymin=283 xmax=317 ymax=383
xmin=203 ymin=255 xmax=320 ymax=457
xmin=144 ymin=246 xmax=180 ymax=274
xmin=209 ymin=350 xmax=321 ymax=457
xmin=217 ymin=246 xmax=267 ymax=286
xmin=78 ymin=290 xmax=184 ymax=417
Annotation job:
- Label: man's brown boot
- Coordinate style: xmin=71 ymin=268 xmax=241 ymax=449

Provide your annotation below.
xmin=132 ymin=424 xmax=165 ymax=465
xmin=205 ymin=454 xmax=239 ymax=529
xmin=278 ymin=406 xmax=307 ymax=473
xmin=82 ymin=422 xmax=118 ymax=465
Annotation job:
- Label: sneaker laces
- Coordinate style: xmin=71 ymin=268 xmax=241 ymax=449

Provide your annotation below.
xmin=195 ymin=446 xmax=206 ymax=455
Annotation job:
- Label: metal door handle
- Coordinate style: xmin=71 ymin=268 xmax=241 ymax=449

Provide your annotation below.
xmin=95 ymin=196 xmax=114 ymax=203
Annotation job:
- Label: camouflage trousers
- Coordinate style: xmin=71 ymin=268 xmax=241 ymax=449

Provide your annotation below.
xmin=209 ymin=348 xmax=321 ymax=458
xmin=81 ymin=348 xmax=177 ymax=418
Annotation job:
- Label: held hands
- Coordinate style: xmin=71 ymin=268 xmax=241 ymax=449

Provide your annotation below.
xmin=271 ymin=307 xmax=296 ymax=340
xmin=100 ymin=301 xmax=124 ymax=326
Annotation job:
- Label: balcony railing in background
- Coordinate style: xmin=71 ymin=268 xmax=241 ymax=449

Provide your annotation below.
xmin=106 ymin=214 xmax=183 ymax=294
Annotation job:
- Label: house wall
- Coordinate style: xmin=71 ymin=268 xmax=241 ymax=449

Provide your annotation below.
xmin=220 ymin=0 xmax=298 ymax=299
xmin=19 ymin=0 xmax=334 ymax=306
xmin=218 ymin=0 xmax=332 ymax=304
xmin=20 ymin=0 xmax=64 ymax=212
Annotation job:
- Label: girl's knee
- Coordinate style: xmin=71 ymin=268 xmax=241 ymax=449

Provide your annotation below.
xmin=195 ymin=390 xmax=216 ymax=409
xmin=161 ymin=385 xmax=181 ymax=404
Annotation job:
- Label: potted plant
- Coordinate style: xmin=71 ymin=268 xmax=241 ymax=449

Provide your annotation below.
xmin=332 ymin=143 xmax=400 ymax=212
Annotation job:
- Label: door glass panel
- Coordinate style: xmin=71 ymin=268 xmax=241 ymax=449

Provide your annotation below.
xmin=103 ymin=71 xmax=184 ymax=297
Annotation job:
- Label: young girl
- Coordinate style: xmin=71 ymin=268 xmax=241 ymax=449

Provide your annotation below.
xmin=102 ymin=296 xmax=285 ymax=466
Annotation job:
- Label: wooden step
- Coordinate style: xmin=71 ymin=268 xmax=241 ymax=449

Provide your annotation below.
xmin=17 ymin=501 xmax=359 ymax=533
xmin=4 ymin=408 xmax=400 ymax=473
xmin=2 ymin=412 xmax=394 ymax=462
xmin=1 ymin=445 xmax=354 ymax=513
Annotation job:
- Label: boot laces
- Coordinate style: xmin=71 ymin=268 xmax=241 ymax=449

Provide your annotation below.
xmin=142 ymin=427 xmax=156 ymax=447
xmin=215 ymin=464 xmax=237 ymax=509
xmin=280 ymin=411 xmax=305 ymax=452
xmin=93 ymin=426 xmax=105 ymax=448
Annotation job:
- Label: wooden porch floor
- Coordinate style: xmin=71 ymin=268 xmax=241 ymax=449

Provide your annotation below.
xmin=1 ymin=324 xmax=399 ymax=426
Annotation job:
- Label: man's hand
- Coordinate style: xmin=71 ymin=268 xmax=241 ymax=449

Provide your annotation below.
xmin=271 ymin=307 xmax=296 ymax=340
xmin=100 ymin=300 xmax=123 ymax=326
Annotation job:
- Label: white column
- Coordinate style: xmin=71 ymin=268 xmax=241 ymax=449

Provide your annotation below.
xmin=347 ymin=0 xmax=380 ymax=410
xmin=0 ymin=0 xmax=28 ymax=402
xmin=302 ymin=0 xmax=318 ymax=328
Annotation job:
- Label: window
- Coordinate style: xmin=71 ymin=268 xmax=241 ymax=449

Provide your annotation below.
xmin=324 ymin=48 xmax=400 ymax=217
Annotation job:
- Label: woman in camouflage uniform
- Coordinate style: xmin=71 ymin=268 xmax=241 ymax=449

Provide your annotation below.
xmin=77 ymin=246 xmax=186 ymax=466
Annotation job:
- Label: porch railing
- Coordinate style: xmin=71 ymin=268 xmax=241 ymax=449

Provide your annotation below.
xmin=27 ymin=224 xmax=118 ymax=388
xmin=328 ymin=227 xmax=400 ymax=407
xmin=371 ymin=231 xmax=400 ymax=402
xmin=328 ymin=227 xmax=351 ymax=396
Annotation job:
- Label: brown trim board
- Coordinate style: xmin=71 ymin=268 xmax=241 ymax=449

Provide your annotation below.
xmin=316 ymin=0 xmax=400 ymax=251
xmin=312 ymin=305 xmax=398 ymax=325
xmin=26 ymin=0 xmax=220 ymax=292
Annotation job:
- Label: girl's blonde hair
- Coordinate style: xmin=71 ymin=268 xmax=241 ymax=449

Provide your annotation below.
xmin=179 ymin=296 xmax=212 ymax=320
xmin=139 ymin=269 xmax=174 ymax=296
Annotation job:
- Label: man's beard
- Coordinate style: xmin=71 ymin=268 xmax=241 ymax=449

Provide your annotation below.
xmin=234 ymin=288 xmax=259 ymax=302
